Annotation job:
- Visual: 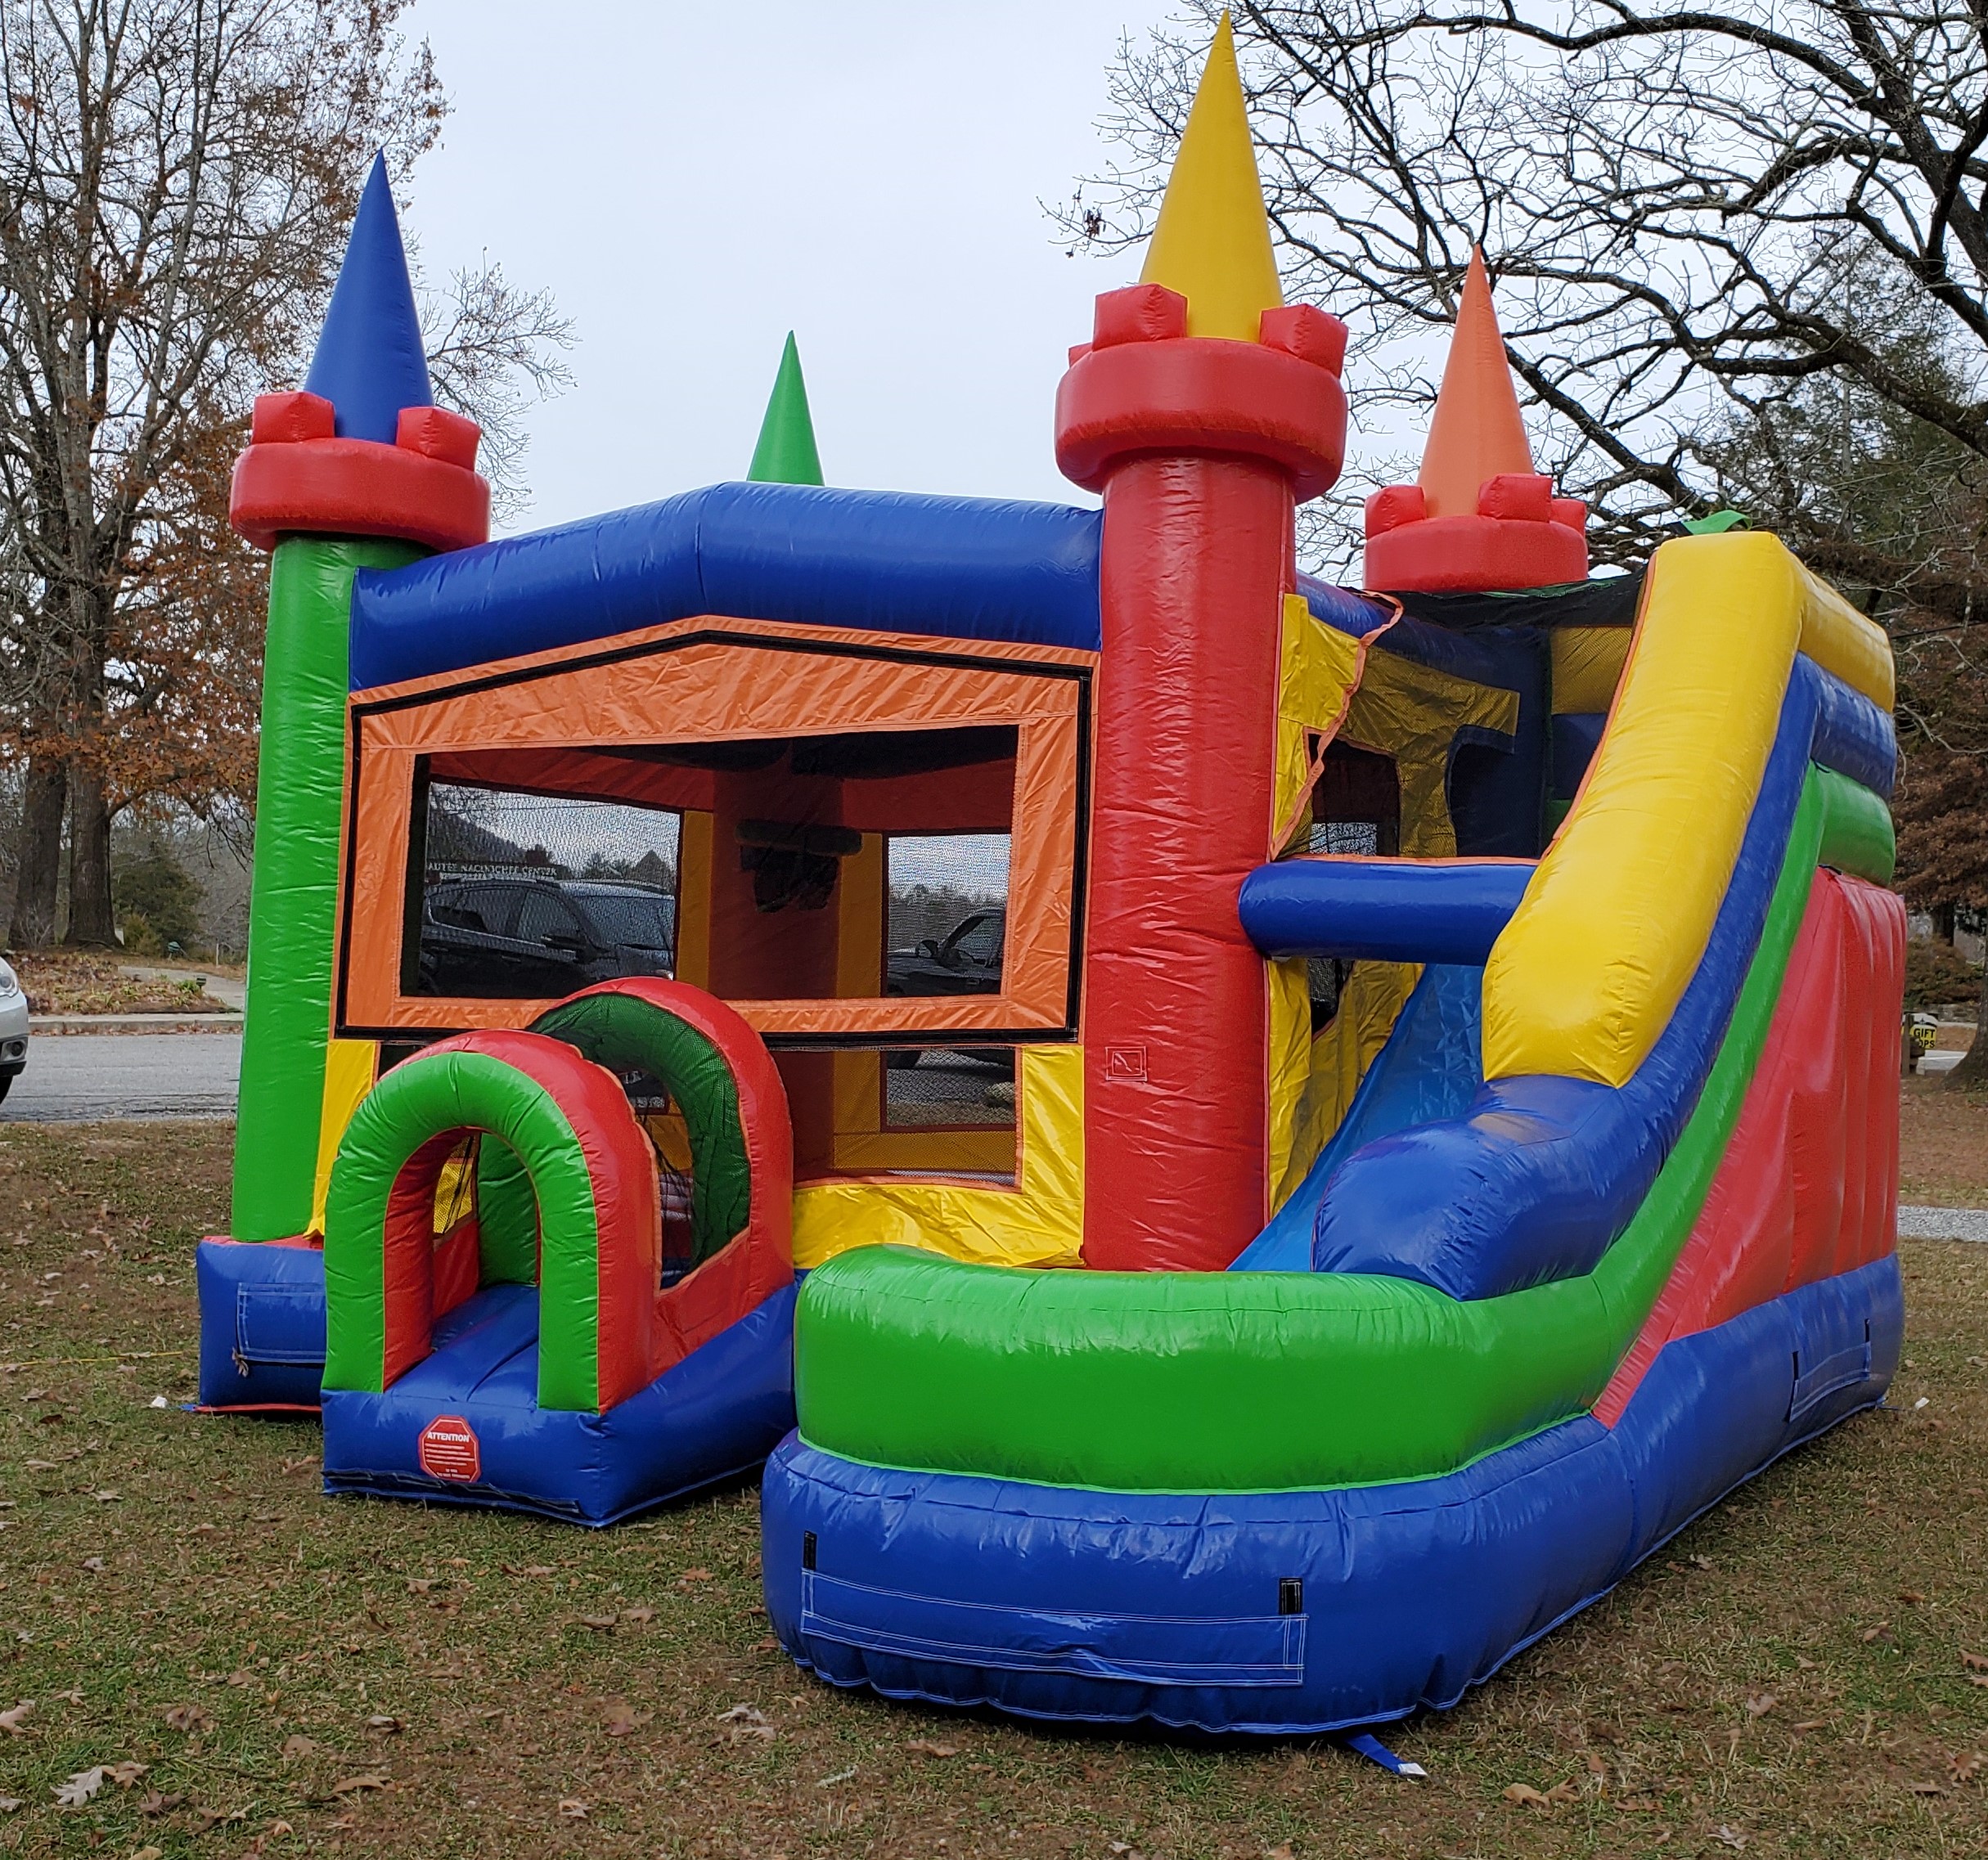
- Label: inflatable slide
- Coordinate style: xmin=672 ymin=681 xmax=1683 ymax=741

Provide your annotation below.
xmin=196 ymin=15 xmax=1904 ymax=1738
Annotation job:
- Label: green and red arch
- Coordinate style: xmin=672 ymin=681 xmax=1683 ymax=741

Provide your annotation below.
xmin=322 ymin=981 xmax=791 ymax=1414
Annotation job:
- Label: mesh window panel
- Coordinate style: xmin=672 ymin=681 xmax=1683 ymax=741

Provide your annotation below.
xmin=884 ymin=833 xmax=1014 ymax=1130
xmin=416 ymin=782 xmax=680 ymax=1000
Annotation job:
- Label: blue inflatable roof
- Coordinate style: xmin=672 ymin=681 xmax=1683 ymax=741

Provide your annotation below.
xmin=349 ymin=482 xmax=1105 ymax=691
xmin=304 ymin=154 xmax=433 ymax=445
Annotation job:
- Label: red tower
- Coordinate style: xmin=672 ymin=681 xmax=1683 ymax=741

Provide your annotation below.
xmin=1055 ymin=20 xmax=1347 ymax=1273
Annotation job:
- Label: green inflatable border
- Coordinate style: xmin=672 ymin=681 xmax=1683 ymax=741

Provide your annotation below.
xmin=530 ymin=990 xmax=752 ymax=1267
xmin=794 ymin=766 xmax=1891 ymax=1494
xmin=232 ymin=536 xmax=423 ymax=1242
xmin=323 ymin=1047 xmax=605 ymax=1412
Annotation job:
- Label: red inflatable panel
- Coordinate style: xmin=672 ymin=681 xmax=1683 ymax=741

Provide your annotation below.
xmin=1363 ymin=510 xmax=1588 ymax=593
xmin=1055 ymin=335 xmax=1347 ymax=502
xmin=231 ymin=434 xmax=490 ymax=554
xmin=1595 ymin=872 xmax=1904 ymax=1424
xmin=553 ymin=977 xmax=795 ymax=1373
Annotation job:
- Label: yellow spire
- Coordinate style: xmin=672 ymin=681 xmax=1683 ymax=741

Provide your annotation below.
xmin=1139 ymin=11 xmax=1283 ymax=341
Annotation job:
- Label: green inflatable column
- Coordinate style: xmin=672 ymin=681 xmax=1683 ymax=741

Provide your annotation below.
xmin=747 ymin=332 xmax=825 ymax=486
xmin=232 ymin=536 xmax=421 ymax=1241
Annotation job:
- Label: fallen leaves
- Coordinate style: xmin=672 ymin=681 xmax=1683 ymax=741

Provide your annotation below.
xmin=329 ymin=1771 xmax=389 ymax=1797
xmin=280 ymin=1734 xmax=317 ymax=1760
xmin=365 ymin=1713 xmax=403 ymax=1734
xmin=1743 ymin=1691 xmax=1777 ymax=1718
xmin=106 ymin=1759 xmax=149 ymax=1788
xmin=161 ymin=1701 xmax=214 ymax=1734
xmin=1950 ymin=1751 xmax=1983 ymax=1786
xmin=53 ymin=1766 xmax=104 ymax=1808
xmin=906 ymin=1737 xmax=959 ymax=1758
xmin=137 ymin=1790 xmax=183 ymax=1817
xmin=621 ymin=1604 xmax=655 ymax=1624
xmin=1502 ymin=1780 xmax=1579 ymax=1808
xmin=1963 ymin=1651 xmax=1988 ymax=1673
xmin=600 ymin=1698 xmax=646 ymax=1737
xmin=557 ymin=1797 xmax=588 ymax=1820
xmin=1712 ymin=1825 xmax=1748 ymax=1849
xmin=715 ymin=1702 xmax=776 ymax=1744
xmin=574 ymin=1614 xmax=617 ymax=1632
xmin=0 ymin=1701 xmax=32 ymax=1736
xmin=678 ymin=1566 xmax=713 ymax=1585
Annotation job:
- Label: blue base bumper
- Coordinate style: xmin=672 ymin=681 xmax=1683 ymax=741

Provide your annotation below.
xmin=762 ymin=1256 xmax=1901 ymax=1735
xmin=196 ymin=1238 xmax=328 ymax=1410
xmin=323 ymin=1280 xmax=798 ymax=1525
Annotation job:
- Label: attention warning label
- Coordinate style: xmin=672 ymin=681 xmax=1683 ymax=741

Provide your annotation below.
xmin=417 ymin=1414 xmax=482 ymax=1483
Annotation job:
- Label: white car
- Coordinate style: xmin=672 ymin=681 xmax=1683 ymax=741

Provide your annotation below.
xmin=0 ymin=959 xmax=26 ymax=1101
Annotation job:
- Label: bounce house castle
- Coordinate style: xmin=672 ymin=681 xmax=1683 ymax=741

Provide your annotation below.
xmin=197 ymin=18 xmax=1905 ymax=1737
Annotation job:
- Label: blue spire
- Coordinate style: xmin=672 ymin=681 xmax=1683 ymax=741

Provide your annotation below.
xmin=303 ymin=154 xmax=432 ymax=443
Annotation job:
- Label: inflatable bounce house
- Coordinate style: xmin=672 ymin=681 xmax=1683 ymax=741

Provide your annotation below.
xmin=198 ymin=15 xmax=1905 ymax=1736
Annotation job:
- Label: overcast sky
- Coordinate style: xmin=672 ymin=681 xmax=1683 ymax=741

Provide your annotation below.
xmin=400 ymin=1 xmax=1187 ymax=536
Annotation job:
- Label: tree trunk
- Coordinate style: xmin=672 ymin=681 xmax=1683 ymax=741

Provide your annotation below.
xmin=62 ymin=764 xmax=117 ymax=947
xmin=1945 ymin=956 xmax=1988 ymax=1094
xmin=6 ymin=756 xmax=68 ymax=949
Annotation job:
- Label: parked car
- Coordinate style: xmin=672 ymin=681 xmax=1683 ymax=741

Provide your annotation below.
xmin=884 ymin=908 xmax=1006 ymax=1071
xmin=0 ymin=958 xmax=25 ymax=1102
xmin=417 ymin=875 xmax=676 ymax=999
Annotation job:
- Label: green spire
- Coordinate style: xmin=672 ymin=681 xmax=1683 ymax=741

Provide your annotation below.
xmin=746 ymin=332 xmax=824 ymax=485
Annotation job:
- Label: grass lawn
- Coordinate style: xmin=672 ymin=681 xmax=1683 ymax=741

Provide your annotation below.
xmin=0 ymin=1120 xmax=1981 ymax=1859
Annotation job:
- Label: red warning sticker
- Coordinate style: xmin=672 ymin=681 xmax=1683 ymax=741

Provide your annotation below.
xmin=417 ymin=1414 xmax=481 ymax=1483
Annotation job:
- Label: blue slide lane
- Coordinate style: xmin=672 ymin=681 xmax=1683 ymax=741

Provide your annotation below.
xmin=762 ymin=1255 xmax=1900 ymax=1736
xmin=348 ymin=482 xmax=1104 ymax=689
xmin=1233 ymin=963 xmax=1485 ymax=1272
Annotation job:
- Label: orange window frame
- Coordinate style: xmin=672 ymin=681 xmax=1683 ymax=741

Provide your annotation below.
xmin=335 ymin=615 xmax=1093 ymax=1046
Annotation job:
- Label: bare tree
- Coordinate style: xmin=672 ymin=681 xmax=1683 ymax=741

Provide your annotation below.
xmin=1075 ymin=2 xmax=1988 ymax=582
xmin=0 ymin=0 xmax=572 ymax=948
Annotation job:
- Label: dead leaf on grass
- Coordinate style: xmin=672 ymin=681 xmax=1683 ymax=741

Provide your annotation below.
xmin=1861 ymin=1621 xmax=1896 ymax=1647
xmin=53 ymin=1766 xmax=104 ymax=1808
xmin=137 ymin=1790 xmax=184 ymax=1816
xmin=0 ymin=1701 xmax=32 ymax=1736
xmin=1712 ymin=1826 xmax=1748 ymax=1849
xmin=128 ymin=1848 xmax=163 ymax=1860
xmin=906 ymin=1737 xmax=958 ymax=1758
xmin=1502 ymin=1783 xmax=1551 ymax=1808
xmin=405 ymin=1578 xmax=435 ymax=1593
xmin=1744 ymin=1692 xmax=1777 ymax=1717
xmin=79 ymin=1556 xmax=103 ymax=1573
xmin=1263 ymin=1847 xmax=1294 ymax=1860
xmin=1899 ymin=1588 xmax=1927 ymax=1604
xmin=1949 ymin=1752 xmax=1982 ymax=1786
xmin=330 ymin=1772 xmax=389 ymax=1797
xmin=600 ymin=1699 xmax=645 ymax=1737
xmin=505 ymin=1563 xmax=555 ymax=1578
xmin=717 ymin=1703 xmax=767 ymax=1724
xmin=1907 ymin=1781 xmax=1950 ymax=1797
xmin=365 ymin=1714 xmax=402 ymax=1733
xmin=1963 ymin=1651 xmax=1988 ymax=1672
xmin=750 ymin=1634 xmax=780 ymax=1653
xmin=557 ymin=1797 xmax=588 ymax=1820
xmin=575 ymin=1614 xmax=616 ymax=1632
xmin=106 ymin=1760 xmax=148 ymax=1788
xmin=0 ymin=1798 xmax=20 ymax=1814
xmin=679 ymin=1566 xmax=713 ymax=1584
xmin=621 ymin=1605 xmax=655 ymax=1624
xmin=1688 ymin=1554 xmax=1715 ymax=1571
xmin=280 ymin=1734 xmax=317 ymax=1760
xmin=1792 ymin=1718 xmax=1831 ymax=1734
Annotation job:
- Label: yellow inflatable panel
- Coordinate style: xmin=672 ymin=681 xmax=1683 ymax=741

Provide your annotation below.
xmin=1484 ymin=533 xmax=1806 ymax=1088
xmin=308 ymin=1037 xmax=379 ymax=1235
xmin=1799 ymin=564 xmax=1894 ymax=711
xmin=792 ymin=1045 xmax=1084 ymax=1269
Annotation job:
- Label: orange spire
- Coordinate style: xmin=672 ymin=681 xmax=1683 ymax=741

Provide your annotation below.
xmin=1417 ymin=249 xmax=1534 ymax=519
